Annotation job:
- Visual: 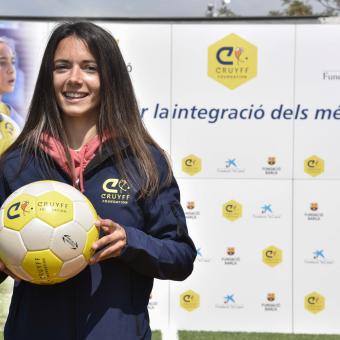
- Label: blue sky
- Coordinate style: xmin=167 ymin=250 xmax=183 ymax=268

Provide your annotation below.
xmin=0 ymin=0 xmax=325 ymax=18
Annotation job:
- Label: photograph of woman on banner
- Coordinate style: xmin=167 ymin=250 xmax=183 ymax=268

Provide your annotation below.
xmin=0 ymin=21 xmax=196 ymax=340
xmin=0 ymin=37 xmax=24 ymax=128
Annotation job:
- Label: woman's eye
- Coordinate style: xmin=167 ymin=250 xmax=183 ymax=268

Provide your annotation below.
xmin=84 ymin=64 xmax=98 ymax=72
xmin=54 ymin=64 xmax=68 ymax=71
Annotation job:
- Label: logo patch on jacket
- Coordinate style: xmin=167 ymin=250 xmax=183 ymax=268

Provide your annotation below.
xmin=101 ymin=178 xmax=131 ymax=204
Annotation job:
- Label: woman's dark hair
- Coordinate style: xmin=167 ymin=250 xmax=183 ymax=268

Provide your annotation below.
xmin=3 ymin=21 xmax=171 ymax=197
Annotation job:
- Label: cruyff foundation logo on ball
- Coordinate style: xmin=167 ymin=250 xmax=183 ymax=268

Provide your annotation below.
xmin=304 ymin=292 xmax=325 ymax=314
xmin=261 ymin=293 xmax=281 ymax=312
xmin=101 ymin=178 xmax=131 ymax=204
xmin=6 ymin=199 xmax=34 ymax=221
xmin=304 ymin=202 xmax=324 ymax=221
xmin=208 ymin=33 xmax=257 ymax=90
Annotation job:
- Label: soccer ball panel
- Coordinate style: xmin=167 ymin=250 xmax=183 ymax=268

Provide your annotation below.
xmin=73 ymin=201 xmax=96 ymax=231
xmin=7 ymin=264 xmax=33 ymax=282
xmin=22 ymin=249 xmax=63 ymax=284
xmin=20 ymin=218 xmax=54 ymax=250
xmin=21 ymin=181 xmax=55 ymax=196
xmin=51 ymin=181 xmax=85 ymax=202
xmin=83 ymin=225 xmax=99 ymax=262
xmin=3 ymin=194 xmax=36 ymax=231
xmin=0 ymin=228 xmax=27 ymax=266
xmin=36 ymin=192 xmax=73 ymax=227
xmin=50 ymin=222 xmax=86 ymax=261
xmin=59 ymin=254 xmax=87 ymax=278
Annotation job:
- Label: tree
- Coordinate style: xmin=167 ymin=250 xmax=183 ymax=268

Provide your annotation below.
xmin=316 ymin=0 xmax=340 ymax=15
xmin=269 ymin=0 xmax=314 ymax=16
xmin=206 ymin=1 xmax=236 ymax=17
xmin=269 ymin=0 xmax=340 ymax=16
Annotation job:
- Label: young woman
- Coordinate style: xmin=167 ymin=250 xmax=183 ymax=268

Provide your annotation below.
xmin=0 ymin=22 xmax=196 ymax=340
xmin=0 ymin=37 xmax=24 ymax=127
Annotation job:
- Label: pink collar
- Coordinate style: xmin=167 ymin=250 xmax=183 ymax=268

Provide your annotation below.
xmin=40 ymin=133 xmax=102 ymax=192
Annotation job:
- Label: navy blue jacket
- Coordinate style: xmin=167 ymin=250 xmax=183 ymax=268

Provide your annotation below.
xmin=0 ymin=144 xmax=196 ymax=340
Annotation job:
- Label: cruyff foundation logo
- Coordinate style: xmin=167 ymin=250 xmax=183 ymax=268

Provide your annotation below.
xmin=182 ymin=154 xmax=202 ymax=176
xmin=304 ymin=155 xmax=324 ymax=177
xmin=7 ymin=200 xmax=34 ymax=219
xmin=305 ymin=292 xmax=325 ymax=314
xmin=101 ymin=178 xmax=131 ymax=204
xmin=180 ymin=290 xmax=200 ymax=312
xmin=222 ymin=200 xmax=242 ymax=221
xmin=262 ymin=246 xmax=282 ymax=267
xmin=208 ymin=33 xmax=257 ymax=89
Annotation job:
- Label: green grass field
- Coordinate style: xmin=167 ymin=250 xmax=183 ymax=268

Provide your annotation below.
xmin=1 ymin=329 xmax=340 ymax=340
xmin=178 ymin=331 xmax=340 ymax=340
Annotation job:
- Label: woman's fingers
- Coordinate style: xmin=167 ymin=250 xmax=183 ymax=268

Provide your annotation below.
xmin=0 ymin=260 xmax=21 ymax=281
xmin=90 ymin=219 xmax=127 ymax=264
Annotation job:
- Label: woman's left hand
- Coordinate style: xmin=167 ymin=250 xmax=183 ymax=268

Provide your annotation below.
xmin=90 ymin=218 xmax=127 ymax=264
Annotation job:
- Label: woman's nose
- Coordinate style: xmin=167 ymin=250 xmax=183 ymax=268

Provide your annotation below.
xmin=7 ymin=62 xmax=15 ymax=74
xmin=67 ymin=66 xmax=83 ymax=84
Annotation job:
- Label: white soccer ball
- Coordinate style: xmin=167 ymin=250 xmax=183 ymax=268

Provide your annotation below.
xmin=0 ymin=180 xmax=99 ymax=285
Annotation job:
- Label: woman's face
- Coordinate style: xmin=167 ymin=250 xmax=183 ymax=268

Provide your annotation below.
xmin=53 ymin=36 xmax=100 ymax=120
xmin=0 ymin=42 xmax=16 ymax=95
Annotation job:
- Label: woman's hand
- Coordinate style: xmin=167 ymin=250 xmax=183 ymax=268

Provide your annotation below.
xmin=0 ymin=260 xmax=21 ymax=281
xmin=90 ymin=218 xmax=127 ymax=264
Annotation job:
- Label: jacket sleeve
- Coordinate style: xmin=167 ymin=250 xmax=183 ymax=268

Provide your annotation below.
xmin=119 ymin=152 xmax=196 ymax=281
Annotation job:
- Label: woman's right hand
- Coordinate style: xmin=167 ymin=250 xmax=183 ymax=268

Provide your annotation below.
xmin=0 ymin=260 xmax=21 ymax=281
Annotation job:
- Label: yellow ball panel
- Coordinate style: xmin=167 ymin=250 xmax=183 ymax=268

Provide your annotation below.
xmin=22 ymin=249 xmax=63 ymax=284
xmin=83 ymin=225 xmax=99 ymax=262
xmin=3 ymin=194 xmax=36 ymax=231
xmin=36 ymin=192 xmax=73 ymax=227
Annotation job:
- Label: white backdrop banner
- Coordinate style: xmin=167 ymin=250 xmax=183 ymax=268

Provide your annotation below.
xmin=0 ymin=20 xmax=339 ymax=335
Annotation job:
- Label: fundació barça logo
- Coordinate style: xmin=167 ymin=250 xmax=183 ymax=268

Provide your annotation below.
xmin=261 ymin=293 xmax=281 ymax=312
xmin=208 ymin=33 xmax=258 ymax=90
